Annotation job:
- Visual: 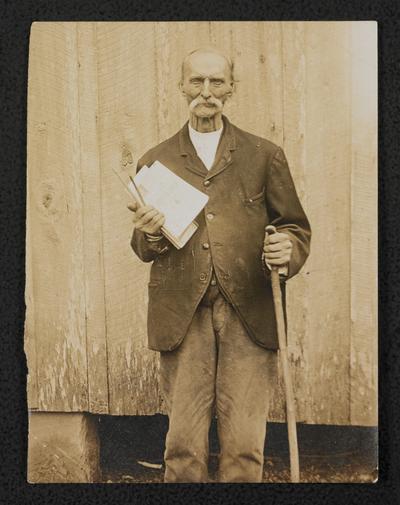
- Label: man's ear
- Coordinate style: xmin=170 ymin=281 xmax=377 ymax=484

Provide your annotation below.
xmin=226 ymin=81 xmax=235 ymax=98
xmin=179 ymin=81 xmax=186 ymax=96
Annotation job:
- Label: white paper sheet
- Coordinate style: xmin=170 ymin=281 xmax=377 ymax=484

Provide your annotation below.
xmin=130 ymin=161 xmax=209 ymax=238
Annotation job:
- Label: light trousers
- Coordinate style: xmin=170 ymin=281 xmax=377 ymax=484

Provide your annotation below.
xmin=159 ymin=284 xmax=278 ymax=483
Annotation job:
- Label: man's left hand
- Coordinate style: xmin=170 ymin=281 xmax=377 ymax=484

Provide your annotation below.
xmin=263 ymin=231 xmax=292 ymax=267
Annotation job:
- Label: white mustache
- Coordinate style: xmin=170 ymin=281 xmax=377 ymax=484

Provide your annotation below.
xmin=189 ymin=95 xmax=223 ymax=111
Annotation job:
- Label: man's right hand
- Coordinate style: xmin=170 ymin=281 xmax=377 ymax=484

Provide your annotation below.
xmin=127 ymin=202 xmax=165 ymax=235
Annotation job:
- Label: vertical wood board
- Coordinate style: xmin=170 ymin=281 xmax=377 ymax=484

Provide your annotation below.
xmin=349 ymin=22 xmax=378 ymax=426
xmin=96 ymin=22 xmax=163 ymax=415
xmin=278 ymin=22 xmax=310 ymax=423
xmin=304 ymin=22 xmax=352 ymax=424
xmin=27 ymin=23 xmax=88 ymax=411
xmin=76 ymin=23 xmax=109 ymax=414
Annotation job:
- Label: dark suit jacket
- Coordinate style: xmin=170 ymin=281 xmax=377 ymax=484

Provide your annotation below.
xmin=131 ymin=116 xmax=311 ymax=351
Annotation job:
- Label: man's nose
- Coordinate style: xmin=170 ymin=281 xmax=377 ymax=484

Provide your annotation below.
xmin=201 ymin=78 xmax=211 ymax=99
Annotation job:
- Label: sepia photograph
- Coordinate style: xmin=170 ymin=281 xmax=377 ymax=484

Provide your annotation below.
xmin=25 ymin=21 xmax=377 ymax=483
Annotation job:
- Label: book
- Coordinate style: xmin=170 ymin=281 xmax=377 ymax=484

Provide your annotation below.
xmin=128 ymin=160 xmax=209 ymax=249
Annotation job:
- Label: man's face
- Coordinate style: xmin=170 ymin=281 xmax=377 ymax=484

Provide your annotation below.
xmin=180 ymin=51 xmax=234 ymax=119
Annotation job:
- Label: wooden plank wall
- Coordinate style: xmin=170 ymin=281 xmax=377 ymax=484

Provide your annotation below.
xmin=349 ymin=23 xmax=378 ymax=426
xmin=302 ymin=23 xmax=353 ymax=425
xmin=26 ymin=21 xmax=377 ymax=425
xmin=27 ymin=23 xmax=89 ymax=411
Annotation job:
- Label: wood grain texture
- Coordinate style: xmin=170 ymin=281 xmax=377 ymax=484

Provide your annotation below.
xmin=27 ymin=23 xmax=89 ymax=411
xmin=276 ymin=22 xmax=310 ymax=423
xmin=303 ymin=22 xmax=352 ymax=424
xmin=96 ymin=22 xmax=162 ymax=415
xmin=28 ymin=412 xmax=100 ymax=483
xmin=349 ymin=22 xmax=378 ymax=426
xmin=24 ymin=178 xmax=38 ymax=409
xmin=76 ymin=23 xmax=109 ymax=414
xmin=26 ymin=22 xmax=377 ymax=425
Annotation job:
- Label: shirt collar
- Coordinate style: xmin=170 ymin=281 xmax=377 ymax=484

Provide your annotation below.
xmin=188 ymin=123 xmax=223 ymax=141
xmin=179 ymin=115 xmax=237 ymax=157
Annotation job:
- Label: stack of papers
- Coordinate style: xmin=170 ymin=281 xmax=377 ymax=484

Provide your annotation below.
xmin=128 ymin=160 xmax=209 ymax=249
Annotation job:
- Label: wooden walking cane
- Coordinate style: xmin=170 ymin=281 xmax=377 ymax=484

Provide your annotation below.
xmin=264 ymin=225 xmax=300 ymax=483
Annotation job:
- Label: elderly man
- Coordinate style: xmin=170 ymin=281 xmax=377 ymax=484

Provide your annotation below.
xmin=128 ymin=47 xmax=311 ymax=483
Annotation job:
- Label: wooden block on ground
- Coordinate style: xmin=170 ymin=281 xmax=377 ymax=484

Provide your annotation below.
xmin=28 ymin=412 xmax=100 ymax=483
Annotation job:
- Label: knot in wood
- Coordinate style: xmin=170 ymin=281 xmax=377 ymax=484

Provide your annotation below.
xmin=36 ymin=180 xmax=61 ymax=219
xmin=121 ymin=145 xmax=133 ymax=166
xmin=37 ymin=122 xmax=47 ymax=133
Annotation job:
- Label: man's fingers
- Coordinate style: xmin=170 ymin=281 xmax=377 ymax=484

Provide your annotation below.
xmin=147 ymin=215 xmax=165 ymax=234
xmin=264 ymin=251 xmax=287 ymax=259
xmin=138 ymin=209 xmax=159 ymax=226
xmin=135 ymin=205 xmax=156 ymax=219
xmin=128 ymin=202 xmax=164 ymax=233
xmin=267 ymin=233 xmax=281 ymax=244
xmin=263 ymin=231 xmax=292 ymax=266
xmin=148 ymin=213 xmax=165 ymax=228
xmin=133 ymin=210 xmax=157 ymax=226
xmin=266 ymin=256 xmax=291 ymax=266
xmin=266 ymin=232 xmax=291 ymax=244
xmin=135 ymin=208 xmax=165 ymax=233
xmin=263 ymin=240 xmax=292 ymax=253
xmin=127 ymin=202 xmax=138 ymax=212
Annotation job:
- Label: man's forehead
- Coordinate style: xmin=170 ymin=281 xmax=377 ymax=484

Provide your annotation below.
xmin=184 ymin=50 xmax=231 ymax=77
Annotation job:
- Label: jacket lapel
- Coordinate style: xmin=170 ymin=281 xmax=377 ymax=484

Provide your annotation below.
xmin=179 ymin=122 xmax=208 ymax=177
xmin=206 ymin=117 xmax=236 ymax=180
xmin=178 ymin=115 xmax=237 ymax=180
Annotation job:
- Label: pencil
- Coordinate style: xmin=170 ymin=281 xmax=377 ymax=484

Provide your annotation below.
xmin=111 ymin=167 xmax=137 ymax=201
xmin=129 ymin=175 xmax=146 ymax=207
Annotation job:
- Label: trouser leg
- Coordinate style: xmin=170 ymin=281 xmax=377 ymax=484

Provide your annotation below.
xmin=213 ymin=295 xmax=278 ymax=483
xmin=159 ymin=303 xmax=217 ymax=483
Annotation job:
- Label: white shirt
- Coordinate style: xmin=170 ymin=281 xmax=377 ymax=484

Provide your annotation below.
xmin=188 ymin=124 xmax=223 ymax=170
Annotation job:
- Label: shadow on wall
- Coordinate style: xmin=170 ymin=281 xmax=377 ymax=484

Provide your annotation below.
xmin=97 ymin=414 xmax=378 ymax=483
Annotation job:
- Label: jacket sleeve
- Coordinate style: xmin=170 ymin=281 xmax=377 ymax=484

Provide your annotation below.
xmin=130 ymin=160 xmax=171 ymax=263
xmin=265 ymin=147 xmax=311 ymax=279
xmin=131 ymin=228 xmax=170 ymax=263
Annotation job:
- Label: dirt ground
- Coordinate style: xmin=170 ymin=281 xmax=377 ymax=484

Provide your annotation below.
xmin=102 ymin=453 xmax=377 ymax=483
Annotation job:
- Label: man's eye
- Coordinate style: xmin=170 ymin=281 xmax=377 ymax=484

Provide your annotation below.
xmin=212 ymin=81 xmax=223 ymax=86
xmin=191 ymin=80 xmax=202 ymax=85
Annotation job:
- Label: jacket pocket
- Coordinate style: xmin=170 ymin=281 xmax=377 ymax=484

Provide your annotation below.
xmin=163 ymin=257 xmax=186 ymax=290
xmin=149 ymin=257 xmax=166 ymax=287
xmin=243 ymin=188 xmax=265 ymax=206
xmin=150 ymin=256 xmax=187 ymax=291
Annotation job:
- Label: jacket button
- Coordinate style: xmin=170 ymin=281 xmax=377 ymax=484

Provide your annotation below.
xmin=203 ymin=180 xmax=210 ymax=187
xmin=206 ymin=213 xmax=214 ymax=221
xmin=200 ymin=273 xmax=207 ymax=281
xmin=223 ymin=273 xmax=230 ymax=280
xmin=202 ymin=242 xmax=210 ymax=250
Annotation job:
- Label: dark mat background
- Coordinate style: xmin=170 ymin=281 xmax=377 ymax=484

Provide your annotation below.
xmin=0 ymin=1 xmax=399 ymax=504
